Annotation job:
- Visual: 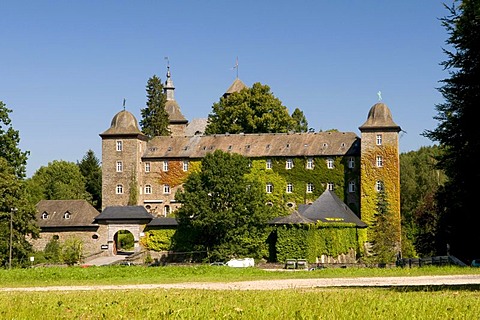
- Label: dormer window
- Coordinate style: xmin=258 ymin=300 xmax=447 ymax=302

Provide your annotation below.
xmin=41 ymin=212 xmax=48 ymax=219
xmin=64 ymin=212 xmax=71 ymax=219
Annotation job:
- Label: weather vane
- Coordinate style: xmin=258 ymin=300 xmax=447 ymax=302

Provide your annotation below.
xmin=377 ymin=91 xmax=382 ymax=101
xmin=164 ymin=56 xmax=170 ymax=69
xmin=123 ymin=98 xmax=126 ymax=110
xmin=232 ymin=56 xmax=239 ymax=78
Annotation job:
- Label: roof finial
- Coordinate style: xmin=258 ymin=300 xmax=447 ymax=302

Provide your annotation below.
xmin=165 ymin=56 xmax=170 ymax=77
xmin=123 ymin=98 xmax=126 ymax=111
xmin=232 ymin=56 xmax=239 ymax=78
xmin=377 ymin=91 xmax=382 ymax=101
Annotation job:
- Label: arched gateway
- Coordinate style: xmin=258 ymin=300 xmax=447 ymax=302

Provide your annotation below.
xmin=94 ymin=206 xmax=154 ymax=256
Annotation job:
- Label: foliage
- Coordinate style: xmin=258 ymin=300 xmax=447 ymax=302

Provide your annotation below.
xmin=368 ymin=191 xmax=400 ymax=264
xmin=291 ymin=107 xmax=308 ymax=132
xmin=117 ymin=231 xmax=134 ymax=250
xmin=140 ymin=75 xmax=170 ymax=138
xmin=43 ymin=237 xmax=61 ymax=263
xmin=0 ymin=157 xmax=39 ymax=268
xmin=158 ymin=160 xmax=189 ymax=188
xmin=0 ymin=101 xmax=29 ymax=179
xmin=127 ymin=170 xmax=138 ymax=206
xmin=205 ymin=82 xmax=299 ymax=134
xmin=77 ymin=149 xmax=102 ymax=210
xmin=174 ymin=150 xmax=277 ymax=261
xmin=422 ymin=0 xmax=480 ymax=262
xmin=140 ymin=229 xmax=176 ymax=251
xmin=60 ymin=238 xmax=83 ymax=266
xmin=25 ymin=160 xmax=91 ymax=205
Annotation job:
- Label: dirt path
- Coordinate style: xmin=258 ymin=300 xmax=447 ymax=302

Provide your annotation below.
xmin=2 ymin=275 xmax=480 ymax=292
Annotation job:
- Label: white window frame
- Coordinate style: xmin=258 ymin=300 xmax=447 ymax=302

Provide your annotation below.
xmin=375 ymin=181 xmax=384 ymax=192
xmin=145 ymin=162 xmax=151 ymax=173
xmin=306 ymin=158 xmax=314 ymax=169
xmin=116 ymin=184 xmax=123 ymax=194
xmin=348 ymin=157 xmax=355 ymax=169
xmin=349 ymin=181 xmax=356 ymax=193
xmin=41 ymin=212 xmax=48 ymax=219
xmin=286 ymin=183 xmax=293 ymax=193
xmin=266 ymin=183 xmax=273 ymax=194
xmin=116 ymin=161 xmax=123 ymax=172
xmin=306 ymin=183 xmax=314 ymax=193
xmin=286 ymin=159 xmax=293 ymax=170
xmin=116 ymin=140 xmax=123 ymax=151
xmin=163 ymin=160 xmax=169 ymax=172
xmin=327 ymin=183 xmax=334 ymax=191
xmin=376 ymin=134 xmax=383 ymax=145
xmin=376 ymin=155 xmax=383 ymax=167
xmin=183 ymin=160 xmax=189 ymax=172
xmin=266 ymin=159 xmax=272 ymax=169
xmin=327 ymin=158 xmax=334 ymax=169
xmin=145 ymin=185 xmax=152 ymax=194
xmin=64 ymin=212 xmax=70 ymax=219
xmin=163 ymin=184 xmax=171 ymax=194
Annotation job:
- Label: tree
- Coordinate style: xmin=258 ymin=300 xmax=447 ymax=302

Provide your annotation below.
xmin=0 ymin=101 xmax=29 ymax=179
xmin=140 ymin=75 xmax=170 ymax=138
xmin=174 ymin=150 xmax=277 ymax=261
xmin=0 ymin=157 xmax=39 ymax=268
xmin=205 ymin=82 xmax=299 ymax=134
xmin=25 ymin=160 xmax=91 ymax=205
xmin=77 ymin=150 xmax=102 ymax=210
xmin=291 ymin=108 xmax=308 ymax=133
xmin=369 ymin=190 xmax=400 ymax=264
xmin=422 ymin=0 xmax=480 ymax=262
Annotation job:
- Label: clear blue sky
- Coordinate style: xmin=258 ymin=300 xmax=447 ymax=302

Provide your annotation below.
xmin=2 ymin=1 xmax=451 ymax=177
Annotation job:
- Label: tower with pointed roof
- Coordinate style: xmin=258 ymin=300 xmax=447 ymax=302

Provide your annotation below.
xmin=163 ymin=66 xmax=188 ymax=136
xmin=359 ymin=102 xmax=402 ymax=252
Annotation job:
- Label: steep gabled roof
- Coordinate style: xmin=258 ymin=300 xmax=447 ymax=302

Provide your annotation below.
xmin=270 ymin=210 xmax=314 ymax=225
xmin=300 ymin=190 xmax=367 ymax=227
xmin=36 ymin=200 xmax=99 ymax=227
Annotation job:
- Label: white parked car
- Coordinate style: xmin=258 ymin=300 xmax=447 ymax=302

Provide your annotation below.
xmin=226 ymin=258 xmax=254 ymax=268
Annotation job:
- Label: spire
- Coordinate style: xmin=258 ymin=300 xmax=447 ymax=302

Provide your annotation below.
xmin=164 ymin=57 xmax=175 ymax=101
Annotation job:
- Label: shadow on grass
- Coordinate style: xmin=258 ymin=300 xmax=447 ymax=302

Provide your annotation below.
xmin=389 ymin=284 xmax=480 ymax=292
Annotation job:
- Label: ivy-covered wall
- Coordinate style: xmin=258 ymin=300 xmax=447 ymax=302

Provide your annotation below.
xmin=274 ymin=223 xmax=363 ymax=263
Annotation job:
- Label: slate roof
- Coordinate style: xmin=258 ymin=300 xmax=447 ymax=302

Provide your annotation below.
xmin=94 ymin=206 xmax=154 ymax=221
xmin=147 ymin=217 xmax=178 ymax=227
xmin=100 ymin=110 xmax=146 ymax=136
xmin=36 ymin=200 xmax=99 ymax=228
xmin=270 ymin=210 xmax=314 ymax=224
xmin=300 ymin=190 xmax=367 ymax=227
xmin=144 ymin=131 xmax=360 ymax=159
xmin=184 ymin=118 xmax=208 ymax=136
xmin=359 ymin=103 xmax=401 ymax=132
xmin=165 ymin=100 xmax=188 ymax=124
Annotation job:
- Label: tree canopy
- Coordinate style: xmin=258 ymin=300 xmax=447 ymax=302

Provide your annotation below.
xmin=77 ymin=150 xmax=102 ymax=210
xmin=205 ymin=82 xmax=305 ymax=134
xmin=25 ymin=160 xmax=91 ymax=205
xmin=174 ymin=150 xmax=277 ymax=261
xmin=422 ymin=0 xmax=480 ymax=262
xmin=0 ymin=101 xmax=29 ymax=179
xmin=140 ymin=75 xmax=170 ymax=139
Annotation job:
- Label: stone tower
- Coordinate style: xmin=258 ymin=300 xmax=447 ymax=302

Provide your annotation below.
xmin=100 ymin=109 xmax=148 ymax=211
xmin=358 ymin=102 xmax=402 ymax=249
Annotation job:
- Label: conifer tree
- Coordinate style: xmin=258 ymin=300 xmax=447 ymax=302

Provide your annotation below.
xmin=423 ymin=0 xmax=480 ymax=261
xmin=140 ymin=75 xmax=170 ymax=139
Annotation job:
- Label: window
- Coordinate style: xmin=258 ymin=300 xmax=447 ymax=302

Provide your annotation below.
xmin=163 ymin=184 xmax=170 ymax=194
xmin=183 ymin=160 xmax=189 ymax=171
xmin=163 ymin=160 xmax=169 ymax=172
xmin=375 ymin=181 xmax=384 ymax=192
xmin=266 ymin=159 xmax=272 ymax=169
xmin=64 ymin=212 xmax=70 ymax=219
xmin=145 ymin=185 xmax=152 ymax=194
xmin=145 ymin=162 xmax=151 ymax=172
xmin=116 ymin=161 xmax=123 ymax=172
xmin=348 ymin=157 xmax=355 ymax=169
xmin=327 ymin=158 xmax=334 ymax=169
xmin=116 ymin=184 xmax=123 ymax=194
xmin=306 ymin=158 xmax=314 ymax=169
xmin=41 ymin=212 xmax=48 ymax=219
xmin=327 ymin=183 xmax=334 ymax=191
xmin=164 ymin=205 xmax=170 ymax=216
xmin=306 ymin=183 xmax=314 ymax=193
xmin=286 ymin=159 xmax=293 ymax=169
xmin=266 ymin=183 xmax=273 ymax=194
xmin=286 ymin=183 xmax=293 ymax=193
xmin=376 ymin=155 xmax=383 ymax=167
xmin=376 ymin=134 xmax=383 ymax=145
xmin=349 ymin=181 xmax=356 ymax=193
xmin=116 ymin=140 xmax=123 ymax=151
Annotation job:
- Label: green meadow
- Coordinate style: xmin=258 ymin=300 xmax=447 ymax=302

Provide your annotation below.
xmin=1 ymin=265 xmax=480 ymax=319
